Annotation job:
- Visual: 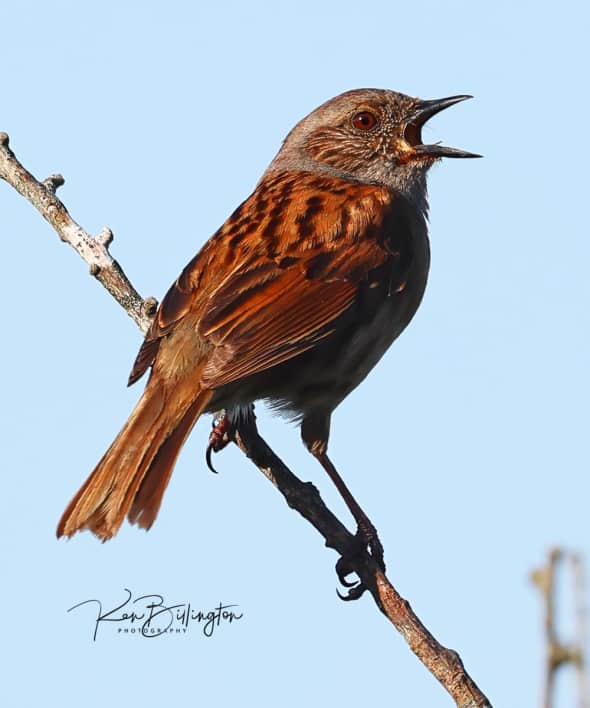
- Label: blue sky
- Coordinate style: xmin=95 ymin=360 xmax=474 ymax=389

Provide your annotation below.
xmin=1 ymin=1 xmax=588 ymax=706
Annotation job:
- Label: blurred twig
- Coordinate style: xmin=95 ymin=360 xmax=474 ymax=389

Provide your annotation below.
xmin=572 ymin=554 xmax=590 ymax=708
xmin=531 ymin=548 xmax=589 ymax=708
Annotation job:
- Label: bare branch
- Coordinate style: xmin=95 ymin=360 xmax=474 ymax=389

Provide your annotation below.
xmin=235 ymin=420 xmax=491 ymax=707
xmin=0 ymin=133 xmax=155 ymax=334
xmin=1 ymin=132 xmax=492 ymax=708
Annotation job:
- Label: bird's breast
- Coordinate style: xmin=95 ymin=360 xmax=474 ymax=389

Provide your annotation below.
xmin=267 ymin=222 xmax=431 ymax=415
xmin=333 ymin=235 xmax=430 ymax=395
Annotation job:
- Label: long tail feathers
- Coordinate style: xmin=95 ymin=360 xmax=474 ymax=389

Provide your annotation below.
xmin=56 ymin=378 xmax=213 ymax=541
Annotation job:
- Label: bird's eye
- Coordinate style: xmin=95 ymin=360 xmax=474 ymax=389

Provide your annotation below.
xmin=351 ymin=111 xmax=378 ymax=131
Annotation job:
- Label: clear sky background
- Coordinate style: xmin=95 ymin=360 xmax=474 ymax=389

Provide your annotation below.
xmin=1 ymin=1 xmax=588 ymax=706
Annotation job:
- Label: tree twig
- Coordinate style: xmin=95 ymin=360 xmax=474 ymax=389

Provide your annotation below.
xmin=0 ymin=132 xmax=156 ymax=334
xmin=572 ymin=553 xmax=589 ymax=708
xmin=531 ymin=548 xmax=589 ymax=708
xmin=234 ymin=419 xmax=490 ymax=707
xmin=1 ymin=132 xmax=492 ymax=708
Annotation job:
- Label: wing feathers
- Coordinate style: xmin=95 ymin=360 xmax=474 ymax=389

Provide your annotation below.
xmin=129 ymin=173 xmax=399 ymax=391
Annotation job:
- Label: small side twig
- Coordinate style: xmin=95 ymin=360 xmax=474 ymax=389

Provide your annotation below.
xmin=0 ymin=132 xmax=155 ymax=334
xmin=1 ymin=132 xmax=492 ymax=708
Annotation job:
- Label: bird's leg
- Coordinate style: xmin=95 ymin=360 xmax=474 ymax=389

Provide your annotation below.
xmin=206 ymin=404 xmax=256 ymax=472
xmin=314 ymin=447 xmax=385 ymax=576
xmin=302 ymin=414 xmax=385 ymax=598
xmin=206 ymin=411 xmax=231 ymax=472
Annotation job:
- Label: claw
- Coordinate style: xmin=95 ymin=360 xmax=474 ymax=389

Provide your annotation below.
xmin=205 ymin=442 xmax=218 ymax=473
xmin=337 ymin=584 xmax=367 ymax=601
xmin=335 ymin=556 xmax=358 ymax=587
xmin=334 ymin=524 xmax=386 ymax=600
xmin=205 ymin=412 xmax=232 ymax=473
xmin=204 ymin=404 xmax=256 ymax=473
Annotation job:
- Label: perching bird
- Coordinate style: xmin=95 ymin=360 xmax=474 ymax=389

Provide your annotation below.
xmin=57 ymin=88 xmax=479 ymax=567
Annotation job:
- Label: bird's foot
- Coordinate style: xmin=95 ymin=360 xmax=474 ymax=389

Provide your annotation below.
xmin=205 ymin=404 xmax=256 ymax=472
xmin=205 ymin=411 xmax=233 ymax=473
xmin=335 ymin=521 xmax=386 ymax=601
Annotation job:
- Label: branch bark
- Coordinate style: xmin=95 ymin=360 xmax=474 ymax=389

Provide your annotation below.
xmin=1 ymin=132 xmax=492 ymax=708
xmin=0 ymin=132 xmax=156 ymax=334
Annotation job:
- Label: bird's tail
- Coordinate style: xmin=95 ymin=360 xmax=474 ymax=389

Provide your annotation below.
xmin=56 ymin=374 xmax=213 ymax=541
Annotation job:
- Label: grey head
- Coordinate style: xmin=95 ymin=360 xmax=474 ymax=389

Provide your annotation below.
xmin=263 ymin=88 xmax=480 ymax=207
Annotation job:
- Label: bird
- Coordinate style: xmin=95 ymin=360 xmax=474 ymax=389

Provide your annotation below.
xmin=57 ymin=88 xmax=479 ymax=569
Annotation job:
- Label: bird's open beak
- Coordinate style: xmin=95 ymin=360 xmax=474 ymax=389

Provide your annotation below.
xmin=404 ymin=95 xmax=481 ymax=159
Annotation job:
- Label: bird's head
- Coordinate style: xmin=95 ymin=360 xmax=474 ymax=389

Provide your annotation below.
xmin=265 ymin=88 xmax=480 ymax=202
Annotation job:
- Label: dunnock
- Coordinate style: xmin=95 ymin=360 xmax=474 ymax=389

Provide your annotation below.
xmin=58 ymin=89 xmax=478 ymax=574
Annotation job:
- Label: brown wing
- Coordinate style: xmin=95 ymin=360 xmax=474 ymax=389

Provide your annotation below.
xmin=129 ymin=251 xmax=206 ymax=384
xmin=129 ymin=172 xmax=406 ymax=389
